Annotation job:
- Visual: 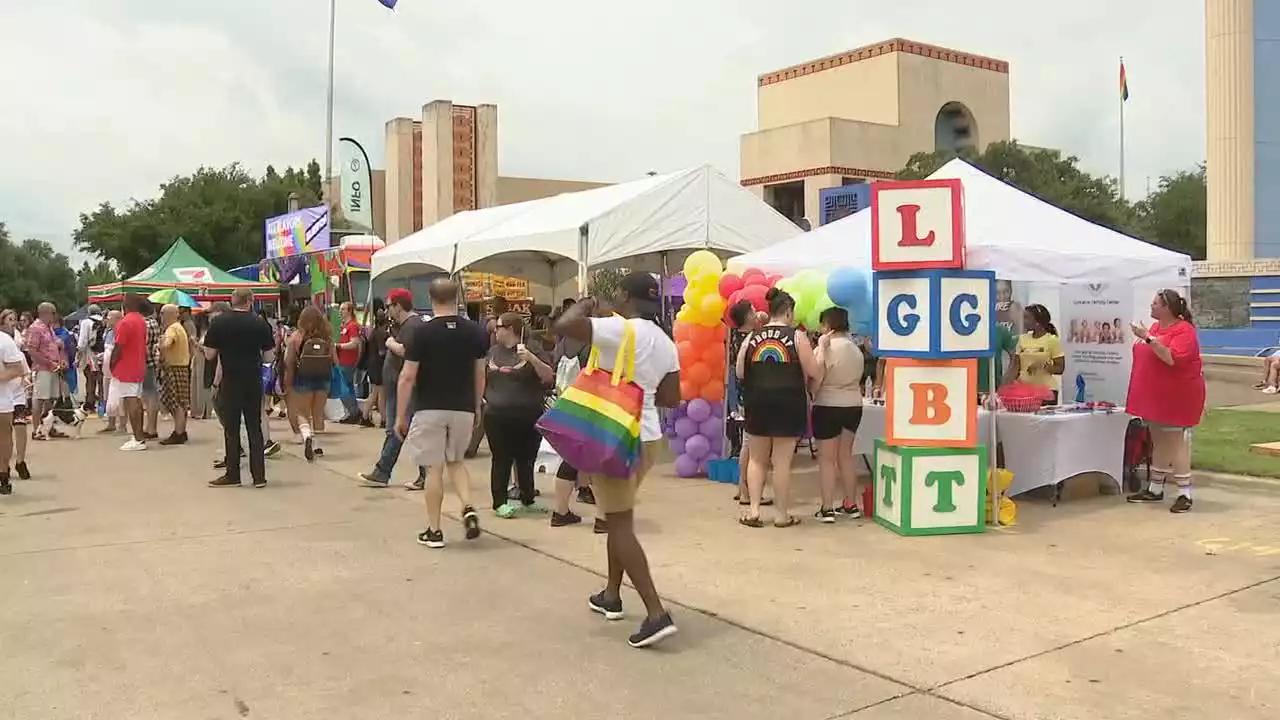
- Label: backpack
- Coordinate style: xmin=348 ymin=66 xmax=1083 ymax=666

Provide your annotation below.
xmin=1123 ymin=418 xmax=1153 ymax=493
xmin=296 ymin=335 xmax=333 ymax=380
xmin=89 ymin=319 xmax=106 ymax=354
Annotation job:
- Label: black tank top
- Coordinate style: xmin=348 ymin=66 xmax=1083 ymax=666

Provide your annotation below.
xmin=743 ymin=324 xmax=805 ymax=396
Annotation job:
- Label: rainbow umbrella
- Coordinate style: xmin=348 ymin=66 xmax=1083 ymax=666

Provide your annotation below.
xmin=147 ymin=288 xmax=201 ymax=309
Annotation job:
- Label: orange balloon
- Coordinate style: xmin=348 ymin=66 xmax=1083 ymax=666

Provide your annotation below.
xmin=688 ymin=324 xmax=715 ymax=346
xmin=680 ymin=379 xmax=699 ymax=400
xmin=677 ymin=340 xmax=697 ymax=364
xmin=686 ymin=362 xmax=712 ymax=386
xmin=711 ymin=323 xmax=727 ymax=341
xmin=673 ymin=322 xmax=693 ymax=342
xmin=701 ymin=380 xmax=725 ymax=402
xmin=701 ymin=341 xmax=725 ymax=366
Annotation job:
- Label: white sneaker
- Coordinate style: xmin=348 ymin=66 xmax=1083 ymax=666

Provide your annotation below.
xmin=120 ymin=439 xmax=147 ymax=452
xmin=1264 ymin=386 xmax=1278 ymax=395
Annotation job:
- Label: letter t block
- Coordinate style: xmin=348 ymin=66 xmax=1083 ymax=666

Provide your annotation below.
xmin=873 ymin=440 xmax=988 ymax=536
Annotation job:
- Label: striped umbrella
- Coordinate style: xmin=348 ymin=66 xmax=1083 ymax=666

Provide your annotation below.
xmin=147 ymin=288 xmax=201 ymax=309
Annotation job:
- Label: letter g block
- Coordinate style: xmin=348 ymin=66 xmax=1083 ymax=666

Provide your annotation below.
xmin=873 ymin=269 xmax=995 ymax=359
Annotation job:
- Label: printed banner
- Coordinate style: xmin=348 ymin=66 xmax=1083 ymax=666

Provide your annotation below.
xmin=264 ymin=205 xmax=331 ymax=259
xmin=1062 ymin=282 xmax=1133 ymax=404
xmin=338 ymin=137 xmax=374 ymax=230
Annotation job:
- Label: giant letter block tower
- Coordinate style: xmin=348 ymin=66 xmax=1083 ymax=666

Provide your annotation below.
xmin=870 ymin=179 xmax=991 ymax=536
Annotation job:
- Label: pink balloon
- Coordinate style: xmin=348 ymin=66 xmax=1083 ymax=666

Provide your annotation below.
xmin=741 ymin=267 xmax=765 ymax=281
xmin=765 ymin=273 xmax=783 ymax=286
xmin=718 ymin=273 xmax=745 ymax=300
xmin=743 ymin=274 xmax=771 ymax=288
xmin=741 ymin=284 xmax=768 ymax=312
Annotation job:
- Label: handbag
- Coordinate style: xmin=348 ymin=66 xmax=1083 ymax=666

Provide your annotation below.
xmin=536 ymin=320 xmax=642 ymax=479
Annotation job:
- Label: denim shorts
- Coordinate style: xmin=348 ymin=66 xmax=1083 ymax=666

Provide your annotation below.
xmin=292 ymin=376 xmax=331 ymax=393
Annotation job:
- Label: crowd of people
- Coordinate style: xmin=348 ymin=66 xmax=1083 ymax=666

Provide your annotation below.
xmin=0 ymin=277 xmax=1206 ymax=650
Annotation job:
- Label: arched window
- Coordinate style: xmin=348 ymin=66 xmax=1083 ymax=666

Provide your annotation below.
xmin=935 ymin=102 xmax=979 ymax=154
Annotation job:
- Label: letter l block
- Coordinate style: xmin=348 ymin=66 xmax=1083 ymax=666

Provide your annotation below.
xmin=873 ymin=440 xmax=988 ymax=536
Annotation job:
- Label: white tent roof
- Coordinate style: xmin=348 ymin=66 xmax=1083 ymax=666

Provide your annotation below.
xmin=372 ymin=165 xmax=799 ymax=282
xmin=729 ymin=159 xmax=1192 ymax=285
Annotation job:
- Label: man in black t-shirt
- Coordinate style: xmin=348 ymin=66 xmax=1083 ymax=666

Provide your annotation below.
xmin=396 ymin=279 xmax=489 ymax=548
xmin=203 ymin=289 xmax=275 ymax=488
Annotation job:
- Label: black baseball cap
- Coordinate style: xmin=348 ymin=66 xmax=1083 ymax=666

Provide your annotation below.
xmin=620 ymin=272 xmax=662 ymax=315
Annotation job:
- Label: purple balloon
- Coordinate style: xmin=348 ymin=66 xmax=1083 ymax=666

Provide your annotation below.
xmin=673 ymin=417 xmax=698 ymax=439
xmin=669 ymin=436 xmax=687 ymax=455
xmin=709 ymin=401 xmax=724 ymax=417
xmin=697 ymin=457 xmax=709 ymax=474
xmin=706 ymin=433 xmax=724 ymax=454
xmin=685 ymin=433 xmax=711 ymax=460
xmin=686 ymin=398 xmax=712 ymax=423
xmin=674 ymin=453 xmax=700 ymax=477
xmin=698 ymin=417 xmax=722 ymax=438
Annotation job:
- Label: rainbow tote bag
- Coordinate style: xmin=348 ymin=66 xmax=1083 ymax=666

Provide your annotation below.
xmin=536 ymin=320 xmax=642 ymax=478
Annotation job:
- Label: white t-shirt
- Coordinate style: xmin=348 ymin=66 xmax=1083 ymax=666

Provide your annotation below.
xmin=0 ymin=331 xmax=26 ymax=413
xmin=589 ymin=316 xmax=680 ymax=442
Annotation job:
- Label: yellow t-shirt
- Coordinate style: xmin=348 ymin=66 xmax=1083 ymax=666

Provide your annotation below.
xmin=160 ymin=322 xmax=190 ymax=367
xmin=1016 ymin=332 xmax=1063 ymax=387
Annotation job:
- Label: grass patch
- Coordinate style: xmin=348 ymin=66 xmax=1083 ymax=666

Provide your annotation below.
xmin=1193 ymin=409 xmax=1280 ymax=477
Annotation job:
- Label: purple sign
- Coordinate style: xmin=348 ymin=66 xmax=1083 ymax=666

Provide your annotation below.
xmin=264 ymin=205 xmax=331 ymax=259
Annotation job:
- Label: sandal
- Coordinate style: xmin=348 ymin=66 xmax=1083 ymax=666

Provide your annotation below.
xmin=737 ymin=498 xmax=775 ymax=507
xmin=773 ymin=515 xmax=801 ymax=528
xmin=738 ymin=514 xmax=764 ymax=528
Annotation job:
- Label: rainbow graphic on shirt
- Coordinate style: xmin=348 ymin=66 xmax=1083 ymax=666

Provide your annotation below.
xmin=751 ymin=338 xmax=791 ymax=363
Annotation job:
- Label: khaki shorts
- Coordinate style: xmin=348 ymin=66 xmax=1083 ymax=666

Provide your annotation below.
xmin=33 ymin=371 xmax=60 ymax=401
xmin=405 ymin=409 xmax=474 ymax=467
xmin=583 ymin=441 xmax=661 ymax=515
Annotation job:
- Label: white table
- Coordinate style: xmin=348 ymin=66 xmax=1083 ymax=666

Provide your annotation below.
xmin=853 ymin=405 xmax=1130 ymax=497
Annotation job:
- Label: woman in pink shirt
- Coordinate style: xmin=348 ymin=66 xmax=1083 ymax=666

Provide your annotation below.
xmin=1125 ymin=289 xmax=1205 ymax=513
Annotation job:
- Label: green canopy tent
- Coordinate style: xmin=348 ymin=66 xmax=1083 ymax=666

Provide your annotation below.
xmin=87 ymin=238 xmax=277 ymax=303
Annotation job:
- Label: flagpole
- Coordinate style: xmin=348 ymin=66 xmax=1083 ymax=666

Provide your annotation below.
xmin=1119 ymin=56 xmax=1126 ymax=201
xmin=324 ymin=0 xmax=337 ymax=204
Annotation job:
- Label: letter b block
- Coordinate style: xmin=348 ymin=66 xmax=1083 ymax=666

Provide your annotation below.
xmin=873 ymin=440 xmax=988 ymax=536
xmin=885 ymin=358 xmax=978 ymax=447
xmin=872 ymin=269 xmax=996 ymax=358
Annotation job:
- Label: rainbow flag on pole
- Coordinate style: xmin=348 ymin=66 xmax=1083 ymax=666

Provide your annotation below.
xmin=1120 ymin=60 xmax=1130 ymax=102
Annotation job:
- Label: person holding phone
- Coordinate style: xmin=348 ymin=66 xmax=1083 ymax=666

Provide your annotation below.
xmin=483 ymin=312 xmax=555 ymax=517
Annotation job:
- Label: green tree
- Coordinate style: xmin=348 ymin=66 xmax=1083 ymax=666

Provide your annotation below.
xmin=897 ymin=141 xmax=1138 ymax=236
xmin=76 ymin=260 xmax=120 ymax=301
xmin=0 ymin=222 xmax=79 ymax=313
xmin=1133 ymin=165 xmax=1207 ymax=259
xmin=588 ymin=267 xmax=627 ymax=299
xmin=74 ymin=162 xmax=322 ymax=277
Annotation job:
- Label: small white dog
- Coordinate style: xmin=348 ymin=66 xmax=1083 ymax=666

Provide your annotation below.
xmin=40 ymin=405 xmax=88 ymax=439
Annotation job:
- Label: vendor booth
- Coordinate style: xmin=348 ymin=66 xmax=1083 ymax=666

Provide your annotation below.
xmin=370 ymin=165 xmax=799 ymax=304
xmin=730 ymin=159 xmax=1193 ymax=500
xmin=88 ymin=238 xmax=277 ymax=303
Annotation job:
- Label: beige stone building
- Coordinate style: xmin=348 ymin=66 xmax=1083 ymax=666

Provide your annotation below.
xmin=381 ymin=100 xmax=609 ymax=243
xmin=740 ymin=38 xmax=1012 ymax=226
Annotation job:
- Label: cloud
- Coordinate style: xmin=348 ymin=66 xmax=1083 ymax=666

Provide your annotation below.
xmin=0 ymin=0 xmax=1206 ymax=252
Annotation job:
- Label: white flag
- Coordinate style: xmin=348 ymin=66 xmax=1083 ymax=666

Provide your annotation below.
xmin=338 ymin=137 xmax=374 ymax=230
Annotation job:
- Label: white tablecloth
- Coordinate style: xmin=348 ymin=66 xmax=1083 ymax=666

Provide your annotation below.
xmin=853 ymin=405 xmax=1130 ymax=497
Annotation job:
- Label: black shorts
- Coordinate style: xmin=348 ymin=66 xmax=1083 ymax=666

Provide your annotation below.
xmin=811 ymin=405 xmax=863 ymax=440
xmin=555 ymin=460 xmax=578 ymax=482
xmin=744 ymin=393 xmax=809 ymax=438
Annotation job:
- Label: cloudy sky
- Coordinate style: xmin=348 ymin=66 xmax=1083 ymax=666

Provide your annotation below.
xmin=1 ymin=0 xmax=1204 ymax=263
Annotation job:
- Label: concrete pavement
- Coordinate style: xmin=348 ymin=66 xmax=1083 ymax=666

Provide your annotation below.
xmin=2 ymin=418 xmax=1278 ymax=719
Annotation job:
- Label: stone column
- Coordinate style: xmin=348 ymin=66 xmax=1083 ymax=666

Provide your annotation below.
xmin=1206 ymin=0 xmax=1256 ymax=262
xmin=383 ymin=117 xmax=416 ymax=243
xmin=420 ymin=100 xmax=455 ymax=227
xmin=475 ymin=104 xmax=499 ymax=210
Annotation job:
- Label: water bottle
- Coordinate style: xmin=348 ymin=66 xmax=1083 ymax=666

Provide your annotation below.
xmin=1074 ymin=373 xmax=1086 ymax=403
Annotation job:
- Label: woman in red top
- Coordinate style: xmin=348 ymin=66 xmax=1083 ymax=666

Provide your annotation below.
xmin=1125 ymin=289 xmax=1204 ymax=513
xmin=335 ymin=302 xmax=364 ymax=424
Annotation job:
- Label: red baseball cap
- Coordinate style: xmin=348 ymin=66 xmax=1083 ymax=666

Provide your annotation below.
xmin=386 ymin=288 xmax=413 ymax=307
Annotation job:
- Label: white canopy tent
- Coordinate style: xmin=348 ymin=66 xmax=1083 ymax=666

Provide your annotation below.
xmin=372 ymin=165 xmax=800 ymax=303
xmin=729 ymin=158 xmax=1192 ymax=284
